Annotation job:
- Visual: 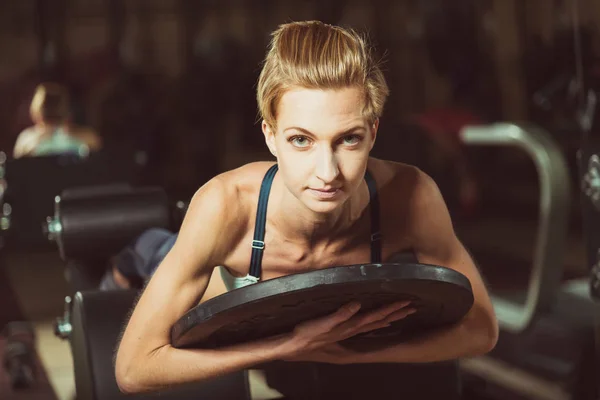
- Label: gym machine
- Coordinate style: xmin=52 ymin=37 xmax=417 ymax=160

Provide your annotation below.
xmin=459 ymin=122 xmax=599 ymax=400
xmin=47 ymin=184 xmax=250 ymax=400
xmin=0 ymin=149 xmax=149 ymax=392
xmin=0 ymin=150 xmax=147 ymax=252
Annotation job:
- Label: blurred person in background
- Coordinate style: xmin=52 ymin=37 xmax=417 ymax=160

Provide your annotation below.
xmin=13 ymin=83 xmax=102 ymax=158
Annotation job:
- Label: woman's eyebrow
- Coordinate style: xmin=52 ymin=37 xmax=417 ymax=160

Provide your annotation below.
xmin=283 ymin=126 xmax=366 ymax=137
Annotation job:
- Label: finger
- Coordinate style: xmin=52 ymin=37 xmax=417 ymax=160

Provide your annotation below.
xmin=332 ymin=301 xmax=410 ymax=336
xmin=299 ymin=302 xmax=362 ymax=332
xmin=330 ymin=302 xmax=362 ymax=326
xmin=352 ymin=319 xmax=391 ymax=336
xmin=355 ymin=301 xmax=411 ymax=327
xmin=385 ymin=307 xmax=417 ymax=323
xmin=348 ymin=308 xmax=417 ymax=337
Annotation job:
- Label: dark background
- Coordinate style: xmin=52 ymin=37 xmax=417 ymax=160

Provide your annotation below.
xmin=0 ymin=0 xmax=598 ymax=198
xmin=0 ymin=1 xmax=599 ymax=398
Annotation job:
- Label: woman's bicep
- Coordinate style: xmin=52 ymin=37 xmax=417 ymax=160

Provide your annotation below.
xmin=118 ymin=177 xmax=237 ymax=357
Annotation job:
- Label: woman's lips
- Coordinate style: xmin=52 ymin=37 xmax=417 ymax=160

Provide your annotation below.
xmin=309 ymin=188 xmax=341 ymax=199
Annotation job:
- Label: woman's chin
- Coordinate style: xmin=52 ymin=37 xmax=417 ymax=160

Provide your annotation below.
xmin=302 ymin=196 xmax=345 ymax=214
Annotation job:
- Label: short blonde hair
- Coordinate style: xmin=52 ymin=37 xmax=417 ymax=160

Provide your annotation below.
xmin=257 ymin=20 xmax=389 ymax=130
xmin=29 ymin=83 xmax=70 ymax=124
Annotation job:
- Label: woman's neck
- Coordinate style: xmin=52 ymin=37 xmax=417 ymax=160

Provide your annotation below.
xmin=269 ymin=177 xmax=369 ymax=250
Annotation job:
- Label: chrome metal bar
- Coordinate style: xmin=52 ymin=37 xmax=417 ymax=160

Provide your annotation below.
xmin=460 ymin=123 xmax=571 ymax=333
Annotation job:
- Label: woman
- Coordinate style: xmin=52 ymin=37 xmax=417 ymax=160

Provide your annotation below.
xmin=115 ymin=20 xmax=498 ymax=394
xmin=13 ymin=83 xmax=101 ymax=158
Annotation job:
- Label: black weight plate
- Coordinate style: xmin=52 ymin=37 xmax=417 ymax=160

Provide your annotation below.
xmin=171 ymin=263 xmax=474 ymax=351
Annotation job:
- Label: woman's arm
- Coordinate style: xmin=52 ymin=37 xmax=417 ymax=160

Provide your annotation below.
xmin=281 ymin=167 xmax=497 ymax=365
xmin=337 ymin=169 xmax=498 ymax=364
xmin=115 ymin=176 xmax=292 ymax=393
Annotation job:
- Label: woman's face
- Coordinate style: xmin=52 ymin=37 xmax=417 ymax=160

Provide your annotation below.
xmin=263 ymin=86 xmax=378 ymax=214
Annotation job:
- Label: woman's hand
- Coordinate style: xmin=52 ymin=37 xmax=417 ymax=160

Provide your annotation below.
xmin=281 ymin=301 xmax=416 ymax=360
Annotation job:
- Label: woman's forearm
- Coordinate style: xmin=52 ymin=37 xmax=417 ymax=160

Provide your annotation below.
xmin=116 ymin=333 xmax=295 ymax=394
xmin=345 ymin=311 xmax=498 ymax=364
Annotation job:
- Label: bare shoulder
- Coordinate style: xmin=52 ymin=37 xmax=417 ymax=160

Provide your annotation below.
xmin=367 ymin=158 xmax=445 ymax=233
xmin=367 ymin=158 xmax=425 ymax=198
xmin=15 ymin=127 xmax=42 ymax=146
xmin=223 ymin=161 xmax=277 ymax=187
xmin=190 ymin=161 xmax=277 ymax=216
xmin=182 ymin=162 xmax=276 ymax=254
xmin=13 ymin=127 xmax=42 ymax=158
xmin=373 ymin=160 xmax=450 ymax=230
xmin=185 ymin=171 xmax=243 ymax=229
xmin=16 ymin=127 xmax=39 ymax=140
xmin=219 ymin=161 xmax=278 ymax=202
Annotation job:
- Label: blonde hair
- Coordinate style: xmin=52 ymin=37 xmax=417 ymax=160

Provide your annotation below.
xmin=257 ymin=20 xmax=389 ymax=130
xmin=29 ymin=83 xmax=70 ymax=124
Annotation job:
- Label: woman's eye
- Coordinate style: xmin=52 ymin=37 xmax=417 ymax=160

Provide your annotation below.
xmin=290 ymin=136 xmax=311 ymax=147
xmin=342 ymin=135 xmax=362 ymax=145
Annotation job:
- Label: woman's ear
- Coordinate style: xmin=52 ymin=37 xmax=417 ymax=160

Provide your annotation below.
xmin=369 ymin=118 xmax=379 ymax=151
xmin=262 ymin=120 xmax=277 ymax=157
